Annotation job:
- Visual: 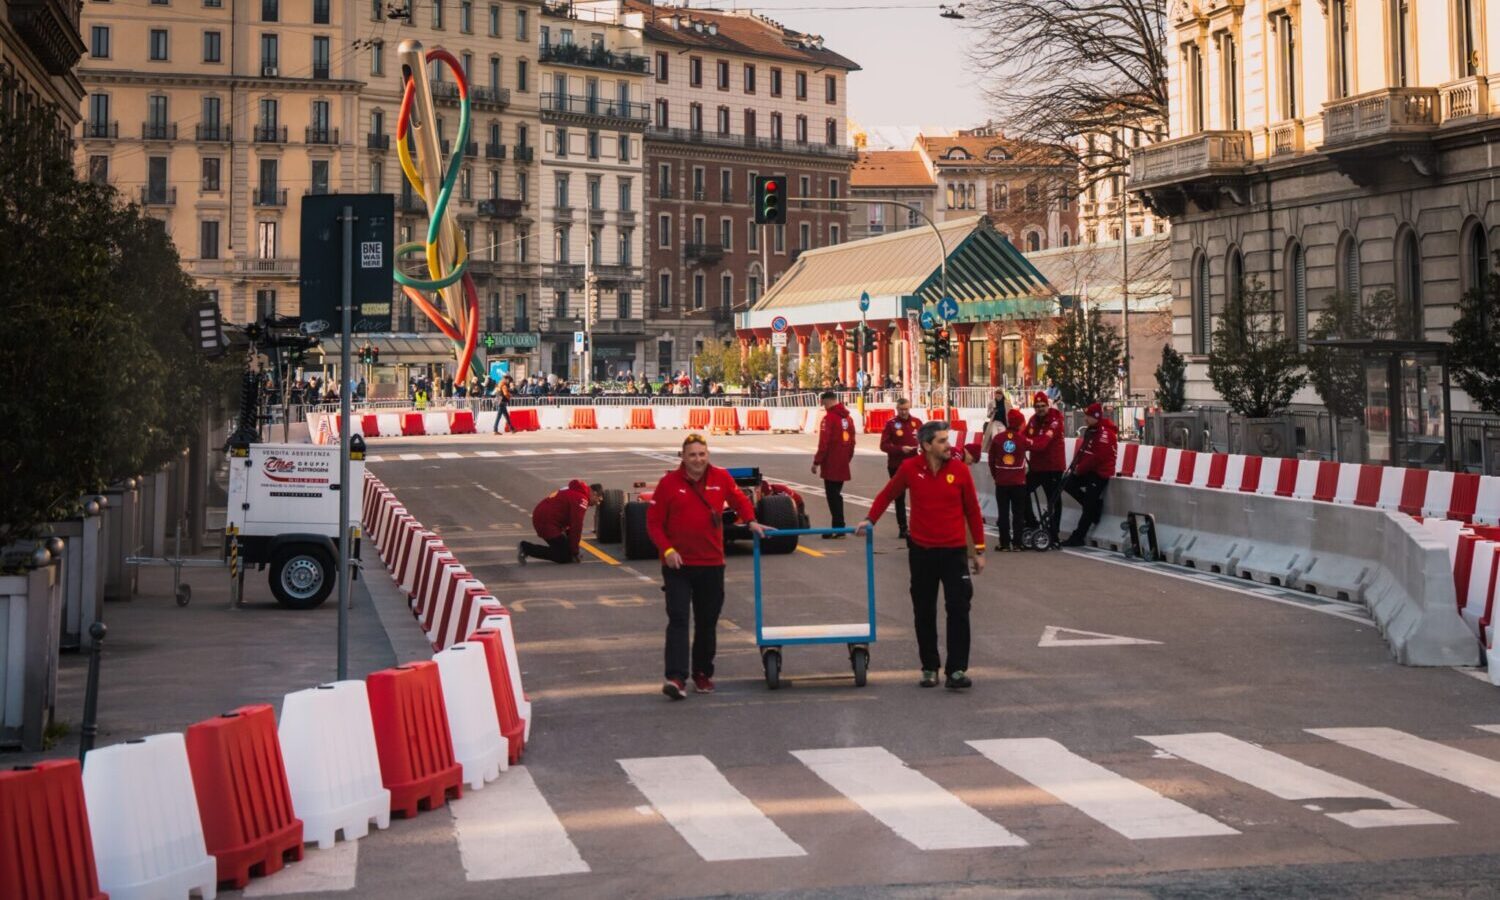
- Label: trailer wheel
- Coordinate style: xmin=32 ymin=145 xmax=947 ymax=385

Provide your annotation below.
xmin=762 ymin=649 xmax=782 ymax=690
xmin=623 ymin=501 xmax=656 ymax=560
xmin=269 ymin=543 xmax=335 ymax=609
xmin=597 ymin=489 xmax=626 ymax=544
xmin=850 ymin=645 xmax=869 ymax=687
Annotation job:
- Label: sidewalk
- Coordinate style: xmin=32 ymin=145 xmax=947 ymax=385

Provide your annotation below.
xmin=7 ymin=549 xmax=427 ymax=766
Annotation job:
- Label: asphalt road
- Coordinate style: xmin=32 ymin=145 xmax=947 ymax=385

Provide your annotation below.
xmin=230 ymin=429 xmax=1500 ymax=900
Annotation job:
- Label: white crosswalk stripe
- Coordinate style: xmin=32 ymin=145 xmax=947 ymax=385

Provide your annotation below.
xmin=619 ymin=755 xmax=806 ymax=861
xmin=1309 ymin=728 xmax=1500 ymax=801
xmin=1476 ymin=725 xmax=1500 ymax=736
xmin=967 ymin=738 xmax=1238 ymax=839
xmin=243 ymin=840 xmax=359 ymax=896
xmin=792 ymin=746 xmax=1027 ymax=850
xmin=451 ymin=765 xmax=590 ymax=880
xmin=1140 ymin=732 xmax=1453 ymax=828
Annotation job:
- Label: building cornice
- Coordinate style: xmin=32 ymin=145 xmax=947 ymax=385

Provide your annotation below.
xmin=80 ymin=68 xmax=364 ymax=94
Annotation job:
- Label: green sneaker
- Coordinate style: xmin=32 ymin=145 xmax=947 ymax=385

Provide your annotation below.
xmin=919 ymin=669 xmax=939 ymax=688
xmin=945 ymin=670 xmax=973 ymax=690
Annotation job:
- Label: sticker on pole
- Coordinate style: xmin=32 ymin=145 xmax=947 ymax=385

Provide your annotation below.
xmin=770 ymin=315 xmax=789 ymax=333
xmin=919 ymin=310 xmax=936 ymax=330
xmin=937 ymin=296 xmax=959 ymax=321
xmin=360 ymin=241 xmax=384 ymax=268
xmin=573 ymin=331 xmax=586 ymax=354
xmin=858 ymin=291 xmax=870 ymax=313
xmin=771 ymin=331 xmax=788 ymax=349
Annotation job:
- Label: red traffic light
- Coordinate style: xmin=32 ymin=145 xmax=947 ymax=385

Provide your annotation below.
xmin=765 ymin=180 xmax=779 ymax=192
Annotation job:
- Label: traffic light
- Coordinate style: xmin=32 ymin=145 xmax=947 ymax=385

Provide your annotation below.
xmin=861 ymin=325 xmax=878 ymax=354
xmin=928 ymin=326 xmax=951 ymax=361
xmin=753 ymin=175 xmax=787 ymax=225
xmin=842 ymin=329 xmax=857 ymax=353
xmin=371 ymin=346 xmax=380 ymax=365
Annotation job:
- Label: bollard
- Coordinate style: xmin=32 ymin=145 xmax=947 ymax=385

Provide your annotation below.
xmin=79 ymin=622 xmax=107 ymax=761
xmin=228 ymin=527 xmax=242 ymax=609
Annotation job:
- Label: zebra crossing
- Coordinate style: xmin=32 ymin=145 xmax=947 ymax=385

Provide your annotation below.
xmin=245 ymin=725 xmax=1500 ymax=894
xmin=366 ymin=444 xmax=836 ymax=464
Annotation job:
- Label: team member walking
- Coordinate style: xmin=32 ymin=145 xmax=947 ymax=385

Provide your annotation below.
xmin=1061 ymin=403 xmax=1118 ymax=547
xmin=1023 ymin=391 xmax=1066 ymax=544
xmin=988 ymin=409 xmax=1031 ymax=551
xmin=812 ymin=391 xmax=856 ymax=539
xmin=517 ymin=480 xmax=603 ymax=564
xmin=877 ymin=398 xmax=922 ymax=539
xmin=856 ymin=421 xmax=986 ymax=690
xmin=647 ymin=434 xmax=768 ymax=700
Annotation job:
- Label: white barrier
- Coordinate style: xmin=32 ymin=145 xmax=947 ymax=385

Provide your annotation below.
xmin=376 ymin=413 xmax=402 ymax=437
xmin=537 ymin=406 xmax=569 ymax=430
xmin=434 ymin=643 xmax=508 ymax=789
xmin=82 ymin=733 xmax=218 ymax=900
xmin=480 ymin=613 xmax=533 ymax=740
xmin=596 ymin=406 xmax=629 ymax=429
xmin=1462 ymin=542 xmax=1498 ymax=637
xmin=768 ymin=408 xmax=807 ymax=433
xmin=278 ymin=681 xmax=392 ymax=849
xmin=422 ymin=412 xmax=451 ymax=435
xmin=653 ymin=406 xmax=686 ymax=429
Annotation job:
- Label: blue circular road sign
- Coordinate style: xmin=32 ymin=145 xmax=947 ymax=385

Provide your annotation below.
xmin=770 ymin=315 xmax=789 ymax=333
xmin=937 ymin=296 xmax=959 ymax=321
xmin=919 ymin=310 xmax=936 ymax=330
xmin=858 ymin=291 xmax=870 ymax=313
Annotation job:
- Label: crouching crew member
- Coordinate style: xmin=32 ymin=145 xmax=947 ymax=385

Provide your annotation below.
xmin=989 ymin=409 xmax=1031 ymax=551
xmin=648 ymin=434 xmax=769 ymax=700
xmin=1061 ymin=403 xmax=1118 ymax=547
xmin=857 ymin=421 xmax=985 ymax=690
xmin=518 ymin=480 xmax=602 ymax=564
xmin=878 ymin=398 xmax=922 ymax=538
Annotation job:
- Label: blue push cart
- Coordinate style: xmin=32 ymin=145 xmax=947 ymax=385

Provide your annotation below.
xmin=751 ymin=526 xmax=876 ymax=689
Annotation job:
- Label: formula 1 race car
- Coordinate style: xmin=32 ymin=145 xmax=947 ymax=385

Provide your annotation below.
xmin=595 ymin=467 xmax=807 ymax=560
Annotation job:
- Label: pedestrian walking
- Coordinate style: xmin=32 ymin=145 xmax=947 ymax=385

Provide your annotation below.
xmin=812 ymin=390 xmax=856 ymax=539
xmin=492 ymin=374 xmax=514 ymax=433
xmin=877 ymin=397 xmax=922 ymax=539
xmin=1061 ymin=403 xmax=1118 ymax=547
xmin=857 ymin=421 xmax=985 ymax=690
xmin=988 ymin=409 xmax=1031 ymax=551
xmin=646 ymin=434 xmax=768 ymax=700
xmin=1022 ymin=391 xmax=1065 ymax=543
xmin=517 ymin=480 xmax=602 ymax=564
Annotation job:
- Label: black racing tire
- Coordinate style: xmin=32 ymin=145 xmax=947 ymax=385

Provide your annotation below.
xmin=756 ymin=495 xmax=799 ymax=555
xmin=623 ymin=501 xmax=656 ymax=560
xmin=597 ymin=489 xmax=626 ymax=544
xmin=850 ymin=646 xmax=869 ymax=687
xmin=763 ymin=649 xmax=782 ymax=690
xmin=797 ymin=511 xmax=810 ymax=531
xmin=269 ymin=543 xmax=335 ymax=609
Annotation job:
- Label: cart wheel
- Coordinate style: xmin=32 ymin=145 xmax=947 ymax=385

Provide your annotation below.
xmin=1030 ymin=529 xmax=1054 ymax=552
xmin=762 ymin=649 xmax=782 ymax=690
xmin=850 ymin=645 xmax=869 ymax=687
xmin=175 ymin=583 xmax=191 ymax=607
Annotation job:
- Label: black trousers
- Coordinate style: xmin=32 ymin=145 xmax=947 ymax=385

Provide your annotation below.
xmin=520 ymin=535 xmax=574 ymax=563
xmin=907 ymin=544 xmax=973 ymax=674
xmin=887 ymin=463 xmax=907 ymax=533
xmin=1062 ymin=473 xmax=1109 ymax=536
xmin=995 ymin=484 xmax=1029 ymax=548
xmin=824 ymin=480 xmax=846 ymax=528
xmin=492 ymin=399 xmax=512 ymax=432
xmin=1025 ymin=471 xmax=1063 ymax=540
xmin=662 ymin=564 xmax=726 ymax=681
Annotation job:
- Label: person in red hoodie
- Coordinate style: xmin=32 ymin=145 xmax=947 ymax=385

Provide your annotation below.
xmin=647 ymin=434 xmax=767 ymax=700
xmin=856 ymin=421 xmax=985 ymax=690
xmin=877 ymin=397 xmax=922 ymax=539
xmin=812 ymin=390 xmax=856 ymax=539
xmin=1023 ymin=391 xmax=1067 ymax=544
xmin=988 ymin=408 xmax=1032 ymax=551
xmin=518 ymin=480 xmax=603 ymax=564
xmin=1061 ymin=402 xmax=1118 ymax=547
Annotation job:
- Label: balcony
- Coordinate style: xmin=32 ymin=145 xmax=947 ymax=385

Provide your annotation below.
xmin=685 ymin=243 xmax=725 ymax=264
xmin=513 ymin=144 xmax=534 ymax=162
xmin=7 ymin=0 xmax=86 ymax=75
xmin=588 ymin=208 xmax=605 ymax=225
xmin=552 ymin=205 xmax=575 ymax=222
xmin=470 ymin=86 xmax=511 ymax=108
xmin=430 ymin=80 xmax=460 ymax=102
xmin=228 ymin=257 xmax=299 ymax=277
xmin=484 ymin=142 xmax=506 ymax=159
xmin=141 ymin=121 xmax=177 ymax=141
xmin=591 ymin=317 xmax=646 ymax=334
xmin=398 ymin=192 xmax=425 ymax=213
xmin=254 ymin=125 xmax=288 ymax=143
xmin=196 ymin=123 xmax=231 ymax=142
xmin=478 ymin=198 xmax=523 ymax=219
xmin=1268 ymin=119 xmax=1304 ymax=157
xmin=645 ymin=126 xmax=860 ymax=160
xmin=1440 ymin=76 xmax=1490 ymax=123
xmin=540 ymin=93 xmax=651 ymax=128
xmin=139 ymin=186 xmax=176 ymax=206
xmin=82 ymin=120 xmax=118 ymax=140
xmin=617 ymin=209 xmax=637 ymax=224
xmin=312 ymin=65 xmax=330 ymax=81
xmin=305 ymin=127 xmax=339 ymax=145
xmin=368 ymin=132 xmax=390 ymax=150
xmin=592 ymin=265 xmax=642 ymax=286
xmin=1127 ymin=130 xmax=1250 ymax=216
xmin=1320 ymin=87 xmax=1439 ymax=184
xmin=539 ymin=42 xmax=651 ymax=75
xmin=252 ymin=187 xmax=288 ymax=207
xmin=547 ymin=264 xmax=585 ymax=284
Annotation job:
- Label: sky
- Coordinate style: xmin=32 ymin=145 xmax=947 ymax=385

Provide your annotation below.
xmin=690 ymin=1 xmax=993 ymax=144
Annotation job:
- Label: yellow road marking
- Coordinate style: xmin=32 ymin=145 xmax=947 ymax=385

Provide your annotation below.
xmin=795 ymin=545 xmax=825 ymax=558
xmin=579 ymin=540 xmax=620 ymax=566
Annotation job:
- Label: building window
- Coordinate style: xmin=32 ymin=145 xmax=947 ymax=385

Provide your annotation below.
xmin=798 ymin=222 xmax=810 ymax=251
xmin=1459 ymin=0 xmax=1481 ymax=76
xmin=658 ymin=213 xmax=671 ymax=247
xmin=748 ymin=271 xmax=760 ymax=303
xmin=770 ymin=67 xmax=782 ymax=96
xmin=773 ymin=224 xmax=786 ymax=253
xmin=720 ymin=217 xmax=732 ymax=249
xmin=202 ymin=156 xmax=221 ymax=191
xmin=90 ymin=25 xmax=110 ymax=58
xmin=88 ymin=155 xmax=108 ymax=185
xmin=658 ymin=272 xmax=672 ymax=309
xmin=433 ymin=0 xmax=444 ymax=28
xmin=314 ymin=0 xmax=329 ymax=23
xmin=619 ymin=133 xmax=631 ymax=162
xmin=692 ymin=167 xmax=705 ymax=200
xmin=1026 ymin=231 xmax=1041 ymax=253
xmin=554 ymin=172 xmax=569 ymax=207
xmin=203 ymin=30 xmax=222 ymax=63
xmin=825 ymin=74 xmax=837 ymax=103
xmin=1218 ymin=30 xmax=1240 ymax=127
xmin=658 ymin=163 xmax=671 ymax=198
xmin=1193 ymin=251 xmax=1211 ymax=354
xmin=516 ymin=8 xmax=527 ymax=39
xmin=770 ymin=113 xmax=782 ymax=142
xmin=489 ymin=3 xmax=500 ymax=36
xmin=257 ymin=220 xmax=278 ymax=258
xmin=1226 ymin=246 xmax=1244 ymax=312
xmin=1183 ymin=42 xmax=1204 ymax=131
xmin=312 ymin=36 xmax=330 ymax=78
xmin=200 ymin=220 xmax=220 ymax=259
xmin=1274 ymin=11 xmax=1298 ymax=119
xmin=795 ymin=115 xmax=807 ymax=143
xmin=517 ymin=59 xmax=528 ymax=92
xmin=868 ymin=204 xmax=886 ymax=233
xmin=1339 ymin=232 xmax=1361 ymax=302
xmin=1288 ymin=241 xmax=1307 ymax=350
xmin=587 ymin=174 xmax=601 ymax=210
xmin=372 ymin=161 xmax=384 ymax=191
xmin=744 ymin=109 xmax=757 ymax=138
xmin=460 ymin=0 xmax=472 ymax=32
xmin=1397 ymin=228 xmax=1423 ymax=337
xmin=826 ymin=118 xmax=837 ymax=146
xmin=1393 ymin=0 xmax=1414 ymax=86
xmin=656 ymin=51 xmax=669 ymax=83
xmin=689 ymin=56 xmax=702 ymax=86
xmin=1330 ymin=0 xmax=1351 ymax=99
xmin=618 ymin=177 xmax=632 ymax=211
xmin=655 ymin=98 xmax=668 ymax=128
xmin=795 ymin=70 xmax=807 ymax=100
xmin=256 ymin=289 xmax=278 ymax=319
xmin=720 ymin=169 xmax=732 ymax=202
xmin=689 ymin=103 xmax=703 ymax=132
xmin=1464 ymin=220 xmax=1491 ymax=296
xmin=149 ymin=29 xmax=169 ymax=60
xmin=618 ymin=228 xmax=632 ymax=265
xmin=748 ymin=220 xmax=759 ymax=251
xmin=691 ymin=215 xmax=706 ymax=245
xmin=721 ymin=273 xmax=733 ymax=307
xmin=261 ymin=33 xmax=278 ymax=71
xmin=693 ymin=272 xmax=705 ymax=309
xmin=743 ymin=63 xmax=756 ymax=93
xmin=716 ymin=59 xmax=729 ymax=89
xmin=555 ymin=226 xmax=570 ymax=263
xmin=554 ymin=126 xmax=567 ymax=158
xmin=994 ymin=183 xmax=1009 ymax=210
xmin=717 ymin=106 xmax=730 ymax=135
xmin=587 ymin=130 xmax=599 ymax=160
xmin=261 ymin=0 xmax=277 ymax=21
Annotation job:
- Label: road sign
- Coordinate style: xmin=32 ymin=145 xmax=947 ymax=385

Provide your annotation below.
xmin=574 ymin=330 xmax=586 ymax=354
xmin=920 ymin=310 xmax=936 ymax=330
xmin=937 ymin=295 xmax=959 ymax=322
xmin=858 ymin=291 xmax=870 ymax=313
xmin=298 ymin=193 xmax=395 ymax=333
xmin=770 ymin=315 xmax=789 ymax=333
xmin=771 ymin=331 xmax=789 ymax=349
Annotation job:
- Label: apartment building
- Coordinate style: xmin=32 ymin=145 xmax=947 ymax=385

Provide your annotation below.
xmin=630 ymin=0 xmax=858 ymax=379
xmin=916 ymin=125 xmax=1078 ymax=252
xmin=1076 ymin=122 xmax=1169 ymax=245
xmin=848 ymin=149 xmax=937 ymax=242
xmin=3 ymin=0 xmax=85 ymax=125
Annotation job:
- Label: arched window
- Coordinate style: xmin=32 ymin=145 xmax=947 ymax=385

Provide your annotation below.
xmin=1193 ymin=250 xmax=1212 ymax=354
xmin=1338 ymin=231 xmax=1361 ymax=305
xmin=1397 ymin=227 xmax=1423 ymax=338
xmin=1463 ymin=218 xmax=1490 ymax=296
xmin=1287 ymin=241 xmax=1307 ymax=350
xmin=1025 ymin=231 xmax=1041 ymax=252
xmin=1060 ymin=229 xmax=1071 ymax=248
xmin=1226 ymin=246 xmax=1244 ymax=311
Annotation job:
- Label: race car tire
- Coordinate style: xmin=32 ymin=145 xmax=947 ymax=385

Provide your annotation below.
xmin=597 ymin=488 xmax=626 ymax=543
xmin=756 ymin=494 xmax=799 ymax=555
xmin=623 ymin=500 xmax=656 ymax=560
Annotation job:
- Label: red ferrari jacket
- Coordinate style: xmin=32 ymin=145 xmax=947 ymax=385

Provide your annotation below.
xmin=987 ymin=428 xmax=1031 ymax=487
xmin=814 ymin=403 xmax=857 ymax=482
xmin=645 ymin=464 xmax=755 ymax=566
xmin=1074 ymin=418 xmax=1119 ymax=479
xmin=878 ymin=414 xmax=922 ymax=469
xmin=533 ymin=480 xmax=592 ymax=555
xmin=1025 ymin=407 xmax=1067 ymax=473
xmin=868 ymin=455 xmax=985 ymax=551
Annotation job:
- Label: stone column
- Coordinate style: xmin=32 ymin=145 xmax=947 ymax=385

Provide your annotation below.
xmin=953 ymin=323 xmax=974 ymax=388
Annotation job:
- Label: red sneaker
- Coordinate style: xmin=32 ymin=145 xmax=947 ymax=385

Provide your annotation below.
xmin=692 ymin=673 xmax=715 ymax=694
xmin=662 ymin=678 xmax=687 ymax=700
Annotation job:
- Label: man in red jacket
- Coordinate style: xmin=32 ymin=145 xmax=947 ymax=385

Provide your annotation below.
xmin=1023 ymin=391 xmax=1067 ymax=544
xmin=857 ymin=421 xmax=985 ymax=690
xmin=647 ymin=434 xmax=768 ymax=700
xmin=518 ymin=480 xmax=603 ymax=564
xmin=988 ymin=409 xmax=1031 ymax=551
xmin=1061 ymin=402 xmax=1118 ymax=547
xmin=812 ymin=390 xmax=856 ymax=539
xmin=877 ymin=397 xmax=922 ymax=539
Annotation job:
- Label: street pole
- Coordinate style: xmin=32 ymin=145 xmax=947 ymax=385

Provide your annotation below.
xmin=584 ymin=199 xmax=594 ymax=392
xmin=1117 ymin=133 xmax=1132 ymax=401
xmin=336 ymin=204 xmax=353 ymax=682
